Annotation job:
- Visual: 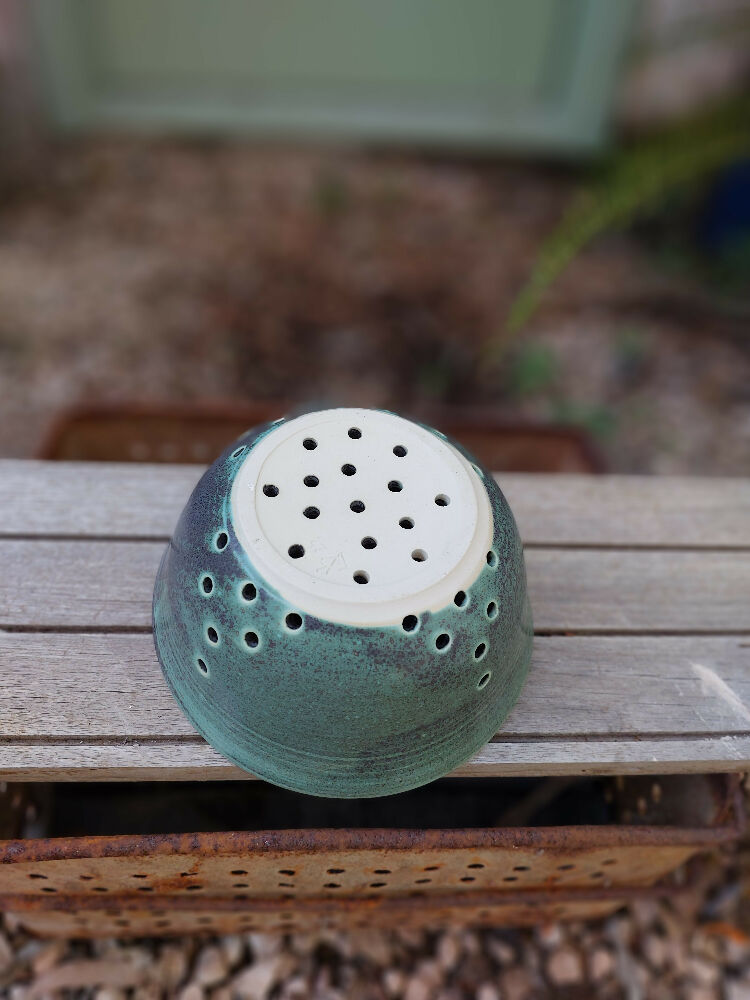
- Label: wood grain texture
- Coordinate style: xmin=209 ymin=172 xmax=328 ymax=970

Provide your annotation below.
xmin=2 ymin=460 xmax=749 ymax=547
xmin=0 ymin=735 xmax=747 ymax=782
xmin=0 ymin=459 xmax=748 ymax=780
xmin=11 ymin=632 xmax=750 ymax=737
xmin=1 ymin=539 xmax=747 ymax=632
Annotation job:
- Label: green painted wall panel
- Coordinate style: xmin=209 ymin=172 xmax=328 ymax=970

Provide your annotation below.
xmin=30 ymin=0 xmax=635 ymax=153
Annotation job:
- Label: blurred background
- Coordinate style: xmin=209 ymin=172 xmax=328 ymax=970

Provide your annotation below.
xmin=1 ymin=4 xmax=750 ymax=998
xmin=0 ymin=0 xmax=749 ymax=475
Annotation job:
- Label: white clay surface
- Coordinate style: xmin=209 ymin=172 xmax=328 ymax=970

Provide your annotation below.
xmin=230 ymin=408 xmax=492 ymax=625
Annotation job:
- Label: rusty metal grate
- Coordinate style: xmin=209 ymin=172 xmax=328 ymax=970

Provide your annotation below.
xmin=1 ymin=775 xmax=742 ymax=938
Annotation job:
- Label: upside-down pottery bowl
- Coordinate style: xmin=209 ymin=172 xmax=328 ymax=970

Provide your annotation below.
xmin=153 ymin=408 xmax=533 ymax=798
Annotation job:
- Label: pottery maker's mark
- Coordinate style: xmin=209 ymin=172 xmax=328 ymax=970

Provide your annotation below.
xmin=323 ymin=551 xmax=348 ymax=576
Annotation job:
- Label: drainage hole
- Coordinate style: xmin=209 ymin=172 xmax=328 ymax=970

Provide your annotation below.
xmin=285 ymin=613 xmax=303 ymax=631
xmin=487 ymin=550 xmax=498 ymax=567
xmin=435 ymin=633 xmax=451 ymax=651
xmin=197 ymin=658 xmax=208 ymax=675
xmin=514 ymin=865 xmax=531 ymax=872
xmin=350 ymin=500 xmax=365 ymax=513
xmin=435 ymin=494 xmax=450 ymax=506
xmin=467 ymin=863 xmax=485 ymax=869
xmin=393 ymin=445 xmax=407 ymax=457
xmin=361 ymin=536 xmax=377 ymax=549
xmin=454 ymin=590 xmax=467 ymax=607
xmin=415 ymin=878 xmax=431 ymax=884
xmin=327 ymin=868 xmax=345 ymax=874
xmin=288 ymin=544 xmax=305 ymax=559
xmin=388 ymin=480 xmax=403 ymax=492
xmin=370 ymin=882 xmax=387 ymax=889
xmin=214 ymin=531 xmax=228 ymax=551
xmin=263 ymin=483 xmax=279 ymax=497
xmin=374 ymin=869 xmax=391 ymax=874
xmin=244 ymin=631 xmax=259 ymax=649
xmin=201 ymin=575 xmax=213 ymax=595
xmin=324 ymin=883 xmax=341 ymax=889
xmin=303 ymin=475 xmax=319 ymax=487
xmin=478 ymin=671 xmax=491 ymax=689
xmin=353 ymin=571 xmax=369 ymax=585
xmin=402 ymin=615 xmax=418 ymax=632
xmin=460 ymin=877 xmax=475 ymax=883
xmin=231 ymin=870 xmax=248 ymax=875
xmin=303 ymin=506 xmax=320 ymax=519
xmin=303 ymin=438 xmax=317 ymax=451
xmin=341 ymin=463 xmax=356 ymax=476
xmin=503 ymin=876 xmax=518 ymax=883
xmin=487 ymin=601 xmax=498 ymax=619
xmin=242 ymin=582 xmax=257 ymax=601
xmin=206 ymin=626 xmax=218 ymax=644
xmin=231 ymin=446 xmax=246 ymax=459
xmin=348 ymin=427 xmax=362 ymax=439
xmin=278 ymin=869 xmax=295 ymax=876
xmin=474 ymin=643 xmax=487 ymax=660
xmin=411 ymin=549 xmax=427 ymax=563
xmin=399 ymin=517 xmax=414 ymax=529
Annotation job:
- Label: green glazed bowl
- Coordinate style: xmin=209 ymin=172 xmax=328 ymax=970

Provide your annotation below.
xmin=153 ymin=407 xmax=532 ymax=798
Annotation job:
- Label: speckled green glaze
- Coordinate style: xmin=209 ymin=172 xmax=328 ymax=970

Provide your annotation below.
xmin=153 ymin=416 xmax=533 ymax=798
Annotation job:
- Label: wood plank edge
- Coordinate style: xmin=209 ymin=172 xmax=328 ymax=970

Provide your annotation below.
xmin=0 ymin=736 xmax=747 ymax=781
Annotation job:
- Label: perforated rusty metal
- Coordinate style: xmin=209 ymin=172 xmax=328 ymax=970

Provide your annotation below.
xmin=0 ymin=776 xmax=742 ymax=938
xmin=11 ymin=894 xmax=650 ymax=938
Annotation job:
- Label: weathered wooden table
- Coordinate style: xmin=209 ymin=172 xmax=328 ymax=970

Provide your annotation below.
xmin=0 ymin=460 xmax=748 ymax=936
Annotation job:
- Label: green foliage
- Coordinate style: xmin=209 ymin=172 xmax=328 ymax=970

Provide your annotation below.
xmin=549 ymin=400 xmax=618 ymax=442
xmin=508 ymin=342 xmax=559 ymax=397
xmin=313 ymin=170 xmax=350 ymax=219
xmin=506 ymin=98 xmax=750 ymax=334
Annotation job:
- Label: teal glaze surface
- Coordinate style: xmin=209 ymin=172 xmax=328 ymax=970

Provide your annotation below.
xmin=153 ymin=417 xmax=533 ymax=798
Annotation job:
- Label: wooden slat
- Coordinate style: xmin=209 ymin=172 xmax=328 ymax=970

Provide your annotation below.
xmin=0 ymin=631 xmax=746 ymax=739
xmin=1 ymin=460 xmax=748 ymax=781
xmin=2 ymin=460 xmax=749 ymax=548
xmin=1 ymin=539 xmax=747 ymax=632
xmin=1 ymin=735 xmax=747 ymax=782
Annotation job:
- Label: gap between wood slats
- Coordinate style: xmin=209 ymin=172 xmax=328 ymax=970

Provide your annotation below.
xmin=1 ymin=540 xmax=747 ymax=633
xmin=2 ymin=462 xmax=750 ymax=548
xmin=4 ymin=535 xmax=750 ymax=553
xmin=0 ymin=633 xmax=747 ymax=741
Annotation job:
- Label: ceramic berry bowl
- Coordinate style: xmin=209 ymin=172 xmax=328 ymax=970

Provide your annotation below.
xmin=153 ymin=407 xmax=533 ymax=798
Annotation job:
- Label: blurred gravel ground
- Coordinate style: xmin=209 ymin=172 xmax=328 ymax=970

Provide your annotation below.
xmin=1 ymin=820 xmax=750 ymax=1000
xmin=1 ymin=877 xmax=750 ymax=1000
xmin=0 ymin=139 xmax=748 ymax=472
xmin=1 ymin=140 xmax=749 ymax=999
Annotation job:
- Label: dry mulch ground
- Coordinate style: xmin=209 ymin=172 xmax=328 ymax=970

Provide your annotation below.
xmin=0 ymin=140 xmax=748 ymax=998
xmin=2 ymin=872 xmax=750 ymax=1000
xmin=0 ymin=139 xmax=748 ymax=472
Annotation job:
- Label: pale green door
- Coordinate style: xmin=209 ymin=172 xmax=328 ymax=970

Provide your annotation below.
xmin=30 ymin=0 xmax=634 ymax=152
